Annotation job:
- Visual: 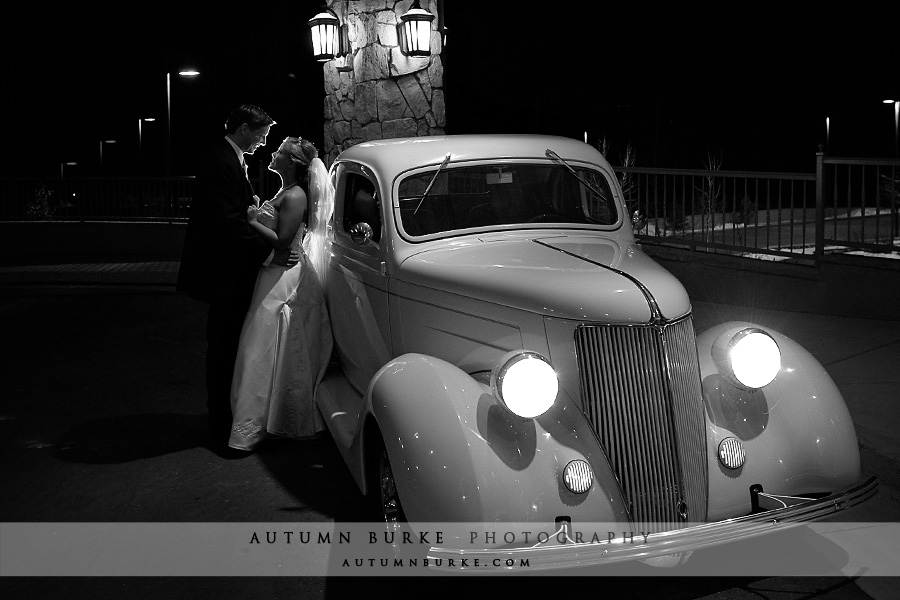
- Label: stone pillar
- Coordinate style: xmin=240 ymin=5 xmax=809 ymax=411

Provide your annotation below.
xmin=322 ymin=0 xmax=445 ymax=166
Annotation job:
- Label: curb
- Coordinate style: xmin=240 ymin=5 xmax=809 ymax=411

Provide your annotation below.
xmin=0 ymin=262 xmax=179 ymax=286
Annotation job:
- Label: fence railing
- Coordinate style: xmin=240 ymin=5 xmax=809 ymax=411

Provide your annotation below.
xmin=0 ymin=171 xmax=284 ymax=222
xmin=615 ymin=153 xmax=899 ymax=261
xmin=817 ymin=156 xmax=899 ymax=256
xmin=2 ymin=154 xmax=897 ymax=262
xmin=0 ymin=177 xmax=197 ymax=221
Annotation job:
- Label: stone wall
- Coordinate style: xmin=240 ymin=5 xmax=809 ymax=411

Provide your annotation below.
xmin=322 ymin=0 xmax=445 ymax=165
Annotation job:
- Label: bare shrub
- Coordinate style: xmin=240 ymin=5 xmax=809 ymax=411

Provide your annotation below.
xmin=26 ymin=184 xmax=55 ymax=219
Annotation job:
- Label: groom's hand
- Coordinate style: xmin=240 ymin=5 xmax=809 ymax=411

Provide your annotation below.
xmin=271 ymin=247 xmax=301 ymax=268
xmin=286 ymin=247 xmax=301 ymax=268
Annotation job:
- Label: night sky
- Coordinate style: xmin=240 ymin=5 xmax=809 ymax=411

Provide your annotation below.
xmin=3 ymin=2 xmax=897 ymax=178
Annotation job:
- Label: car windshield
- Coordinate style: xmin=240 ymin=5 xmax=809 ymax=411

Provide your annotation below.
xmin=397 ymin=162 xmax=618 ymax=237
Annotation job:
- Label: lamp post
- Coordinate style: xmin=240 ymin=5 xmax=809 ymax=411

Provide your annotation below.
xmin=99 ymin=140 xmax=116 ymax=172
xmin=166 ymin=70 xmax=200 ymax=177
xmin=60 ymin=161 xmax=77 ymax=179
xmin=138 ymin=117 xmax=156 ymax=174
xmin=885 ymin=99 xmax=899 ymax=157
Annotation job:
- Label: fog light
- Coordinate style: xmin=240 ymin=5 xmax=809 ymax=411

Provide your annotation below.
xmin=718 ymin=437 xmax=746 ymax=470
xmin=563 ymin=460 xmax=593 ymax=494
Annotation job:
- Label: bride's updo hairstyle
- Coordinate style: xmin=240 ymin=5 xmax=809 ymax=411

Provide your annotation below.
xmin=283 ymin=137 xmax=318 ymax=182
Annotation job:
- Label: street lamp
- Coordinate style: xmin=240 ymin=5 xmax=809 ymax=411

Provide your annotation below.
xmin=99 ymin=139 xmax=116 ymax=171
xmin=139 ymin=117 xmax=156 ymax=173
xmin=60 ymin=161 xmax=77 ymax=179
xmin=166 ymin=70 xmax=200 ymax=176
xmin=885 ymin=99 xmax=899 ymax=157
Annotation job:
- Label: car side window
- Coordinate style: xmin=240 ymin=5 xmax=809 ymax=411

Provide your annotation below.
xmin=341 ymin=172 xmax=381 ymax=244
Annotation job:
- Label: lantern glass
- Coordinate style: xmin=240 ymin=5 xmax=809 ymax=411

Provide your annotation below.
xmin=398 ymin=2 xmax=435 ymax=57
xmin=308 ymin=11 xmax=340 ymax=61
xmin=404 ymin=20 xmax=430 ymax=54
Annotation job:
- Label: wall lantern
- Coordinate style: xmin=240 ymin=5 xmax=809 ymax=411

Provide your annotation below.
xmin=308 ymin=6 xmax=349 ymax=62
xmin=398 ymin=0 xmax=435 ymax=57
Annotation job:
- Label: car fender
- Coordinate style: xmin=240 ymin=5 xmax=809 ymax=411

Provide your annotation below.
xmin=367 ymin=353 xmax=629 ymax=525
xmin=696 ymin=322 xmax=862 ymax=520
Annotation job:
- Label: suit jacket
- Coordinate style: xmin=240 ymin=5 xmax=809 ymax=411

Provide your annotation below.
xmin=177 ymin=138 xmax=271 ymax=303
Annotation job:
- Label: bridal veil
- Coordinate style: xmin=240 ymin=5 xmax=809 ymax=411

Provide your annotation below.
xmin=303 ymin=157 xmax=333 ymax=282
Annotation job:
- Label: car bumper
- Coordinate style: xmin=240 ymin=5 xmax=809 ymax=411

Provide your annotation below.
xmin=425 ymin=476 xmax=878 ymax=571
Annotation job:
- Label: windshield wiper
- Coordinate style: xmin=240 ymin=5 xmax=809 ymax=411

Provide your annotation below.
xmin=414 ymin=153 xmax=451 ymax=215
xmin=545 ymin=148 xmax=605 ymax=199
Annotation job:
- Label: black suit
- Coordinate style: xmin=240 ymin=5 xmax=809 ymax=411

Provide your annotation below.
xmin=177 ymin=138 xmax=271 ymax=444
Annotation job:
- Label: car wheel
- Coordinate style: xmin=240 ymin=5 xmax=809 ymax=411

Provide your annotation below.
xmin=373 ymin=437 xmax=420 ymax=560
xmin=378 ymin=441 xmax=408 ymax=528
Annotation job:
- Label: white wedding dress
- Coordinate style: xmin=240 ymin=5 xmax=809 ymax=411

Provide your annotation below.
xmin=228 ymin=176 xmax=333 ymax=451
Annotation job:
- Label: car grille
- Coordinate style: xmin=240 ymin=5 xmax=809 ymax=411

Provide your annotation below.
xmin=574 ymin=316 xmax=708 ymax=530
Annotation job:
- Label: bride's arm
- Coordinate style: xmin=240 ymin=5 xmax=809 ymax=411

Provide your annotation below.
xmin=247 ymin=205 xmax=275 ymax=246
xmin=247 ymin=190 xmax=306 ymax=250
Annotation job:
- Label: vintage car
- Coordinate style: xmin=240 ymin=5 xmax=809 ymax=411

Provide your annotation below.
xmin=314 ymin=134 xmax=877 ymax=569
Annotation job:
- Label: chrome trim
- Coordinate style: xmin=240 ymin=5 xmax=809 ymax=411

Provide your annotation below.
xmin=533 ymin=238 xmax=663 ymax=322
xmin=426 ymin=476 xmax=878 ymax=570
xmin=574 ymin=317 xmax=708 ymax=530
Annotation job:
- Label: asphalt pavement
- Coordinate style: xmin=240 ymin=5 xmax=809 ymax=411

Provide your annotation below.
xmin=1 ymin=261 xmax=898 ymax=599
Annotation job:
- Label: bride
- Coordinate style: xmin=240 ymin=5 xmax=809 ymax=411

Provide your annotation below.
xmin=228 ymin=136 xmax=333 ymax=452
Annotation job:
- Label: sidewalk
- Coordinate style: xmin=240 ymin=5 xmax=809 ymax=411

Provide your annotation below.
xmin=0 ymin=261 xmax=179 ymax=286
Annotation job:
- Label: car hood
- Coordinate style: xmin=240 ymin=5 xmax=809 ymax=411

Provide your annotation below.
xmin=398 ymin=234 xmax=691 ymax=323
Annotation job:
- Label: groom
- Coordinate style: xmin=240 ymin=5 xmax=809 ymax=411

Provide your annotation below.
xmin=177 ymin=104 xmax=287 ymax=450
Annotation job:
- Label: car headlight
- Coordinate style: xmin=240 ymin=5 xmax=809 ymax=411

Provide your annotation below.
xmin=713 ymin=327 xmax=781 ymax=389
xmin=490 ymin=350 xmax=558 ymax=418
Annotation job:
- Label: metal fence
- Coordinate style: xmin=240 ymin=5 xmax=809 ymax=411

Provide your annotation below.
xmin=816 ymin=157 xmax=899 ymax=256
xmin=0 ymin=177 xmax=197 ymax=221
xmin=0 ymin=171 xmax=284 ymax=222
xmin=2 ymin=154 xmax=898 ymax=262
xmin=616 ymin=153 xmax=899 ymax=261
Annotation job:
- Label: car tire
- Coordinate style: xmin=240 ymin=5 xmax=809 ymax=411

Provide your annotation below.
xmin=377 ymin=439 xmax=407 ymax=529
xmin=369 ymin=434 xmax=425 ymax=562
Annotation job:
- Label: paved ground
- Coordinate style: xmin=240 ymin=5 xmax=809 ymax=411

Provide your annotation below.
xmin=1 ymin=262 xmax=898 ymax=599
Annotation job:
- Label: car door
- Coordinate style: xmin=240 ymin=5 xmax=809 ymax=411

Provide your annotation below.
xmin=325 ymin=161 xmax=392 ymax=397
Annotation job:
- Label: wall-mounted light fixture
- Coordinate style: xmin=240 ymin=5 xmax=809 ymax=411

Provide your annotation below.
xmin=398 ymin=0 xmax=435 ymax=57
xmin=308 ymin=6 xmax=349 ymax=62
